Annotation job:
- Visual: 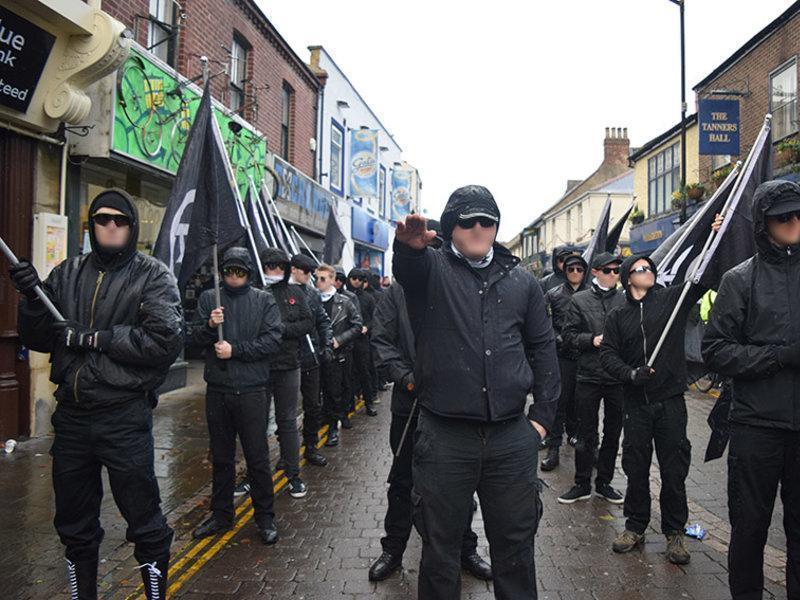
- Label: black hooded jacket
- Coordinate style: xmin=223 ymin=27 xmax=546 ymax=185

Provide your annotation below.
xmin=192 ymin=248 xmax=283 ymax=393
xmin=702 ymin=180 xmax=800 ymax=430
xmin=266 ymin=276 xmax=314 ymax=371
xmin=563 ymin=282 xmax=625 ymax=384
xmin=17 ymin=190 xmax=184 ymax=410
xmin=546 ymin=279 xmax=586 ymax=361
xmin=600 ymin=255 xmax=705 ymax=404
xmin=539 ymin=245 xmax=579 ymax=293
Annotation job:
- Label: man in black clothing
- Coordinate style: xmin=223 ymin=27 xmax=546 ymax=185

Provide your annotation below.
xmin=191 ymin=247 xmax=283 ymax=546
xmin=261 ymin=248 xmax=315 ymax=499
xmin=368 ymin=222 xmax=492 ymax=584
xmin=347 ymin=268 xmax=378 ymax=416
xmin=363 ymin=271 xmax=385 ymax=393
xmin=316 ymin=264 xmax=364 ymax=446
xmin=541 ymin=253 xmax=588 ymax=471
xmin=11 ymin=189 xmax=184 ymax=599
xmin=702 ymin=180 xmax=800 ymax=600
xmin=558 ymin=252 xmax=625 ymax=505
xmin=335 ymin=267 xmax=360 ymax=423
xmin=394 ymin=185 xmax=560 ymax=600
xmin=600 ymin=254 xmax=703 ymax=565
xmin=539 ymin=245 xmax=580 ymax=293
xmin=292 ymin=253 xmax=333 ymax=467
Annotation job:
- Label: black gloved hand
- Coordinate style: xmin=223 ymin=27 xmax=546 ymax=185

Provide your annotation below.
xmin=53 ymin=320 xmax=111 ymax=352
xmin=630 ymin=366 xmax=654 ymax=386
xmin=778 ymin=342 xmax=800 ymax=368
xmin=9 ymin=259 xmax=41 ymax=300
xmin=399 ymin=372 xmax=416 ymax=394
xmin=322 ymin=346 xmax=335 ymax=364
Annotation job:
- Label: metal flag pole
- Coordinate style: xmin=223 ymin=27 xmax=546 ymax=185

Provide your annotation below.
xmin=234 ymin=181 xmax=266 ymax=287
xmin=265 ymin=192 xmax=300 ymax=255
xmin=0 ymin=235 xmax=65 ymax=321
xmin=250 ymin=178 xmax=278 ymax=248
xmin=647 ymin=114 xmax=772 ymax=367
xmin=290 ymin=225 xmax=321 ymax=266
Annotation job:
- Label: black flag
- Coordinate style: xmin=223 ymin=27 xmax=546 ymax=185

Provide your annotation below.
xmin=581 ymin=195 xmax=611 ymax=269
xmin=606 ymin=203 xmax=634 ymax=253
xmin=323 ymin=199 xmax=347 ymax=265
xmin=153 ymin=84 xmax=245 ymax=290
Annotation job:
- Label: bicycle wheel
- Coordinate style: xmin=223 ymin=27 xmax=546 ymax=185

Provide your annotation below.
xmin=116 ymin=58 xmax=149 ymax=129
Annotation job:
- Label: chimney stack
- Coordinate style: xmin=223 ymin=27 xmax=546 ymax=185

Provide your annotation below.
xmin=604 ymin=126 xmax=630 ymax=166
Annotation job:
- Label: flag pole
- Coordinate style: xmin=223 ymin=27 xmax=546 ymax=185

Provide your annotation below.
xmin=236 ymin=179 xmax=266 ymax=287
xmin=290 ymin=225 xmax=321 ymax=265
xmin=266 ymin=192 xmax=300 ymax=255
xmin=647 ymin=114 xmax=772 ymax=366
xmin=0 ymin=235 xmax=65 ymax=321
xmin=253 ymin=180 xmax=278 ymax=248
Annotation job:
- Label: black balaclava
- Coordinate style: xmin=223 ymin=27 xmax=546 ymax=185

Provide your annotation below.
xmin=88 ymin=188 xmax=139 ymax=270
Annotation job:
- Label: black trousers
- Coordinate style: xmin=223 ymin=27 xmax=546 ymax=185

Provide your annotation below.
xmin=547 ymin=357 xmax=578 ymax=447
xmin=343 ymin=349 xmax=356 ymax=412
xmin=301 ymin=366 xmax=323 ymax=447
xmin=321 ymin=353 xmax=349 ymax=426
xmin=621 ymin=395 xmax=690 ymax=536
xmin=206 ymin=390 xmax=275 ymax=528
xmin=267 ymin=368 xmax=302 ymax=478
xmin=413 ymin=409 xmax=542 ymax=600
xmin=352 ymin=335 xmax=376 ymax=404
xmin=727 ymin=424 xmax=800 ymax=600
xmin=51 ymin=398 xmax=173 ymax=564
xmin=382 ymin=410 xmax=479 ymax=559
xmin=368 ymin=335 xmax=380 ymax=393
xmin=574 ymin=382 xmax=624 ymax=488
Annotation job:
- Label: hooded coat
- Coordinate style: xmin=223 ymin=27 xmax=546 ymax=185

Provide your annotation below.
xmin=545 ymin=261 xmax=587 ymax=361
xmin=600 ymin=255 xmax=705 ymax=404
xmin=539 ymin=245 xmax=580 ymax=293
xmin=17 ymin=190 xmax=184 ymax=410
xmin=702 ymin=180 xmax=800 ymax=430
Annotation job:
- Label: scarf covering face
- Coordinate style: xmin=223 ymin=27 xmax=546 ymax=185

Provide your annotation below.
xmin=320 ymin=287 xmax=337 ymax=302
xmin=264 ymin=274 xmax=284 ymax=285
xmin=451 ymin=242 xmax=494 ymax=269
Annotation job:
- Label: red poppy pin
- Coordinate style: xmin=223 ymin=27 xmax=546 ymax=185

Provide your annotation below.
xmin=289 ymin=297 xmax=296 ymax=305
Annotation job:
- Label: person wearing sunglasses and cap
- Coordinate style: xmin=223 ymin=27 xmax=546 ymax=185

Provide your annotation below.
xmin=10 ymin=189 xmax=184 ymax=599
xmin=702 ymin=180 xmax=800 ymax=600
xmin=346 ymin=268 xmax=379 ymax=417
xmin=557 ymin=252 xmax=626 ymax=505
xmin=539 ymin=245 xmax=581 ymax=294
xmin=394 ymin=185 xmax=559 ymax=600
xmin=540 ymin=253 xmax=589 ymax=471
xmin=191 ymin=247 xmax=283 ymax=547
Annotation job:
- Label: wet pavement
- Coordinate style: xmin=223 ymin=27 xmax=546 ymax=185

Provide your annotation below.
xmin=0 ymin=365 xmax=791 ymax=599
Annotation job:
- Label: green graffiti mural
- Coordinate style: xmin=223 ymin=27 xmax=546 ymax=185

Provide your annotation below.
xmin=113 ymin=48 xmax=267 ymax=198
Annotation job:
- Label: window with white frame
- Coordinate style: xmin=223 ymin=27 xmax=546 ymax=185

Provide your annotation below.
xmin=148 ymin=0 xmax=176 ymax=66
xmin=280 ymin=82 xmax=293 ymax=161
xmin=771 ymin=60 xmax=797 ymax=141
xmin=379 ymin=166 xmax=387 ymax=218
xmin=648 ymin=142 xmax=680 ymax=216
xmin=229 ymin=37 xmax=248 ymax=113
xmin=330 ymin=121 xmax=344 ymax=194
xmin=566 ymin=209 xmax=572 ymax=240
xmin=711 ymin=154 xmax=731 ymax=171
xmin=577 ymin=203 xmax=583 ymax=236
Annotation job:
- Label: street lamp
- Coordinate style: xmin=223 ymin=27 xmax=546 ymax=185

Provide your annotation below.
xmin=668 ymin=0 xmax=688 ymax=224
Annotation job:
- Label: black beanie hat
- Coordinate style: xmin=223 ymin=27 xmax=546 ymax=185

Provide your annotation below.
xmin=261 ymin=247 xmax=290 ymax=266
xmin=440 ymin=185 xmax=500 ymax=239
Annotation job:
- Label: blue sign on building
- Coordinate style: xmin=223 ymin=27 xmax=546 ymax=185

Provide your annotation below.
xmin=699 ymin=99 xmax=739 ymax=156
xmin=351 ymin=206 xmax=389 ymax=250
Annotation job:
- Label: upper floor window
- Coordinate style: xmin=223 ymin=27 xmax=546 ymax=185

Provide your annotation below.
xmin=379 ymin=165 xmax=387 ymax=218
xmin=280 ymin=82 xmax=294 ymax=161
xmin=771 ymin=59 xmax=797 ymax=141
xmin=648 ymin=142 xmax=680 ymax=216
xmin=148 ymin=0 xmax=176 ymax=66
xmin=229 ymin=36 xmax=248 ymax=113
xmin=330 ymin=120 xmax=344 ymax=194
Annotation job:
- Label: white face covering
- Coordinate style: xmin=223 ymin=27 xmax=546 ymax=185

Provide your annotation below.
xmin=320 ymin=287 xmax=337 ymax=302
xmin=264 ymin=273 xmax=284 ymax=285
xmin=451 ymin=242 xmax=494 ymax=269
xmin=592 ymin=276 xmax=611 ymax=291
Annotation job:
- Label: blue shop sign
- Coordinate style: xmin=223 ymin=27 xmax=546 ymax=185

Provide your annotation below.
xmin=629 ymin=213 xmax=680 ymax=254
xmin=352 ymin=206 xmax=389 ymax=249
xmin=699 ymin=99 xmax=739 ymax=156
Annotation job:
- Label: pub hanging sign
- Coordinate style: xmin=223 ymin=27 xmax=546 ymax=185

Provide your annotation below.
xmin=699 ymin=98 xmax=740 ymax=156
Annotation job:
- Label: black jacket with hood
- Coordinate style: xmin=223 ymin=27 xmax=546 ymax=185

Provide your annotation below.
xmin=702 ymin=180 xmax=800 ymax=431
xmin=265 ymin=275 xmax=314 ymax=371
xmin=600 ymin=255 xmax=705 ymax=404
xmin=539 ymin=245 xmax=579 ymax=293
xmin=393 ymin=190 xmax=560 ymax=427
xmin=17 ymin=190 xmax=184 ymax=410
xmin=371 ymin=282 xmax=416 ymax=415
xmin=545 ymin=265 xmax=587 ymax=361
xmin=192 ymin=248 xmax=283 ymax=393
xmin=564 ymin=281 xmax=626 ymax=385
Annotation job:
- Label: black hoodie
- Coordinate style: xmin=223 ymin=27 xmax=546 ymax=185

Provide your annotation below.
xmin=600 ymin=254 xmax=705 ymax=404
xmin=17 ymin=190 xmax=185 ymax=410
xmin=539 ymin=245 xmax=580 ymax=294
xmin=702 ymin=180 xmax=800 ymax=430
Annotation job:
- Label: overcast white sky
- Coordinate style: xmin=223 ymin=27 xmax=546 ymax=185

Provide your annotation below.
xmin=258 ymin=0 xmax=791 ymax=241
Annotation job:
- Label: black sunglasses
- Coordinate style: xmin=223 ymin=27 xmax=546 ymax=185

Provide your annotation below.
xmin=223 ymin=266 xmax=248 ymax=278
xmin=774 ymin=210 xmax=800 ymax=223
xmin=265 ymin=262 xmax=286 ymax=270
xmin=566 ymin=266 xmax=585 ymax=274
xmin=459 ymin=216 xmax=497 ymax=230
xmin=600 ymin=267 xmax=621 ymax=275
xmin=92 ymin=213 xmax=131 ymax=228
xmin=630 ymin=265 xmax=654 ymax=274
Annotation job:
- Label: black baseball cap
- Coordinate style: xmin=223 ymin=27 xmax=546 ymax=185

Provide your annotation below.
xmin=591 ymin=252 xmax=622 ymax=269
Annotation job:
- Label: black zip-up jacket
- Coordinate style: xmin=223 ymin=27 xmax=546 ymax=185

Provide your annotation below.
xmin=266 ymin=279 xmax=314 ymax=371
xmin=323 ymin=292 xmax=363 ymax=353
xmin=371 ymin=283 xmax=416 ymax=415
xmin=352 ymin=287 xmax=375 ymax=330
xmin=702 ymin=180 xmax=800 ymax=431
xmin=299 ymin=283 xmax=333 ymax=370
xmin=539 ymin=245 xmax=579 ymax=293
xmin=564 ymin=283 xmax=625 ymax=385
xmin=192 ymin=251 xmax=283 ymax=393
xmin=600 ymin=255 xmax=704 ymax=405
xmin=546 ymin=281 xmax=586 ymax=360
xmin=393 ymin=240 xmax=560 ymax=427
xmin=17 ymin=194 xmax=184 ymax=411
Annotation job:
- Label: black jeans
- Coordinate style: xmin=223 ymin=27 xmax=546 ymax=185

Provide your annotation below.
xmin=206 ymin=390 xmax=275 ymax=528
xmin=301 ymin=366 xmax=323 ymax=447
xmin=621 ymin=395 xmax=691 ymax=536
xmin=412 ymin=409 xmax=542 ymax=600
xmin=321 ymin=352 xmax=349 ymax=426
xmin=51 ymin=398 xmax=173 ymax=564
xmin=382 ymin=410 xmax=479 ymax=559
xmin=547 ymin=357 xmax=578 ymax=446
xmin=574 ymin=382 xmax=624 ymax=488
xmin=728 ymin=424 xmax=800 ymax=600
xmin=352 ymin=335 xmax=376 ymax=404
xmin=268 ymin=368 xmax=302 ymax=477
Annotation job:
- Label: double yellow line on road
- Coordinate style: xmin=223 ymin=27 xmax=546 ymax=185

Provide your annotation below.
xmin=123 ymin=400 xmax=365 ymax=599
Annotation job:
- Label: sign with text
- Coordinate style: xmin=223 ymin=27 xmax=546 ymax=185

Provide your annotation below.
xmin=0 ymin=6 xmax=56 ymax=113
xmin=699 ymin=99 xmax=739 ymax=156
